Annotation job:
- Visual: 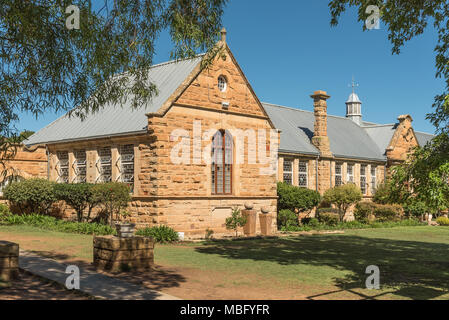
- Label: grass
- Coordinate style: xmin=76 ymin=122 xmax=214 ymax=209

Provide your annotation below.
xmin=0 ymin=224 xmax=448 ymax=299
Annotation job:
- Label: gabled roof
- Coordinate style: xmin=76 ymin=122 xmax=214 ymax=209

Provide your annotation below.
xmin=25 ymin=56 xmax=204 ymax=145
xmin=415 ymin=131 xmax=435 ymax=147
xmin=363 ymin=124 xmax=396 ymax=156
xmin=263 ymin=103 xmax=386 ymax=161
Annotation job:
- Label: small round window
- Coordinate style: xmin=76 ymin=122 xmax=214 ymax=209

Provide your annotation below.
xmin=218 ymin=76 xmax=227 ymax=92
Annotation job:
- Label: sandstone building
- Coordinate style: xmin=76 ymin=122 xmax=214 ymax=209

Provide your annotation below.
xmin=23 ymin=30 xmax=434 ymax=236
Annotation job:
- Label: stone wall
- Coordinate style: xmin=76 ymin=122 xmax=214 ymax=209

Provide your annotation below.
xmin=0 ymin=145 xmax=47 ymax=183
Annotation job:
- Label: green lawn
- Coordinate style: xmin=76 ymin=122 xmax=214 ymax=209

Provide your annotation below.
xmin=1 ymin=224 xmax=448 ymax=300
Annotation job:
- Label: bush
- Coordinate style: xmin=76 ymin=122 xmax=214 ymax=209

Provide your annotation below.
xmin=91 ymin=182 xmax=131 ymax=226
xmin=403 ymin=198 xmax=430 ymax=219
xmin=323 ymin=184 xmax=362 ymax=222
xmin=0 ymin=213 xmax=115 ymax=235
xmin=277 ymin=182 xmax=321 ymax=213
xmin=372 ymin=183 xmax=392 ymax=204
xmin=54 ymin=183 xmax=98 ymax=222
xmin=277 ymin=209 xmax=298 ymax=229
xmin=436 ymin=217 xmax=449 ymax=226
xmin=354 ymin=202 xmax=377 ymax=223
xmin=136 ymin=225 xmax=179 ymax=243
xmin=0 ymin=203 xmax=11 ymax=217
xmin=317 ymin=211 xmax=340 ymax=226
xmin=3 ymin=178 xmax=57 ymax=214
xmin=373 ymin=204 xmax=403 ymax=222
xmin=225 ymin=208 xmax=247 ymax=237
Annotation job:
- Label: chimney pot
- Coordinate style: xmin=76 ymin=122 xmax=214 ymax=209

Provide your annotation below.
xmin=220 ymin=27 xmax=227 ymax=44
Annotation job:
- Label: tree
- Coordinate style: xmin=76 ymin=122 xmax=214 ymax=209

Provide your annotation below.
xmin=390 ymin=134 xmax=449 ymax=214
xmin=328 ymin=0 xmax=449 ymax=197
xmin=91 ymin=182 xmax=132 ymax=226
xmin=323 ymin=183 xmax=362 ymax=222
xmin=54 ymin=183 xmax=97 ymax=222
xmin=225 ymin=208 xmax=247 ymax=237
xmin=277 ymin=182 xmax=321 ymax=213
xmin=0 ymin=0 xmax=228 ymax=163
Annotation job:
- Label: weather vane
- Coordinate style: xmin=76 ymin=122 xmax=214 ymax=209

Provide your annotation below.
xmin=349 ymin=76 xmax=359 ymax=94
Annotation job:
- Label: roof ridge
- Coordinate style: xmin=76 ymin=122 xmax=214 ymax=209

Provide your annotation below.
xmin=262 ymin=101 xmax=361 ymax=122
xmin=362 ymin=124 xmax=395 ymax=128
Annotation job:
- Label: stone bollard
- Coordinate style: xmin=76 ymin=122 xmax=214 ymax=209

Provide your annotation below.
xmin=242 ymin=210 xmax=257 ymax=237
xmin=0 ymin=241 xmax=19 ymax=281
xmin=93 ymin=236 xmax=155 ymax=273
xmin=259 ymin=207 xmax=273 ymax=236
xmin=242 ymin=203 xmax=256 ymax=236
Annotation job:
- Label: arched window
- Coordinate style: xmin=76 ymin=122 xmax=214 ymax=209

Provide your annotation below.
xmin=211 ymin=130 xmax=233 ymax=194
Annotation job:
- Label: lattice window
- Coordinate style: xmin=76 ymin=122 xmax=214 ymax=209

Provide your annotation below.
xmin=73 ymin=150 xmax=87 ymax=183
xmin=371 ymin=166 xmax=377 ymax=193
xmin=360 ymin=165 xmax=367 ymax=195
xmin=347 ymin=163 xmax=354 ymax=183
xmin=298 ymin=161 xmax=308 ymax=188
xmin=211 ymin=130 xmax=232 ymax=194
xmin=118 ymin=144 xmax=135 ymax=192
xmin=335 ymin=162 xmax=343 ymax=186
xmin=218 ymin=75 xmax=227 ymax=92
xmin=96 ymin=147 xmax=112 ymax=183
xmin=283 ymin=159 xmax=293 ymax=185
xmin=56 ymin=151 xmax=69 ymax=183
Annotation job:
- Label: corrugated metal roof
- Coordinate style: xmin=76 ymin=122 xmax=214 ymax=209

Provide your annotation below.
xmin=263 ymin=103 xmax=386 ymax=161
xmin=415 ymin=131 xmax=435 ymax=147
xmin=364 ymin=124 xmax=396 ymax=156
xmin=25 ymin=56 xmax=203 ymax=145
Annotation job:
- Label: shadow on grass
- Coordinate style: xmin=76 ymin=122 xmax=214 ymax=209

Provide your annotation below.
xmin=24 ymin=249 xmax=186 ymax=294
xmin=196 ymin=235 xmax=449 ymax=300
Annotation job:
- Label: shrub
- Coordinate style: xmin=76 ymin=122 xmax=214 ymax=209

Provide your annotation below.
xmin=372 ymin=183 xmax=392 ymax=204
xmin=136 ymin=225 xmax=179 ymax=243
xmin=0 ymin=203 xmax=11 ymax=217
xmin=277 ymin=209 xmax=298 ymax=229
xmin=354 ymin=202 xmax=377 ymax=223
xmin=436 ymin=217 xmax=449 ymax=226
xmin=374 ymin=204 xmax=403 ymax=222
xmin=225 ymin=208 xmax=247 ymax=237
xmin=317 ymin=211 xmax=340 ymax=226
xmin=91 ymin=182 xmax=131 ymax=226
xmin=1 ymin=213 xmax=115 ymax=235
xmin=403 ymin=198 xmax=430 ymax=219
xmin=54 ymin=183 xmax=98 ymax=222
xmin=3 ymin=178 xmax=57 ymax=214
xmin=277 ymin=182 xmax=321 ymax=213
xmin=323 ymin=184 xmax=362 ymax=222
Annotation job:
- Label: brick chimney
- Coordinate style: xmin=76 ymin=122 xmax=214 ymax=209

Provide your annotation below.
xmin=311 ymin=90 xmax=332 ymax=157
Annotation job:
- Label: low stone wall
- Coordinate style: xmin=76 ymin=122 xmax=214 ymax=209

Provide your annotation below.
xmin=93 ymin=236 xmax=154 ymax=273
xmin=0 ymin=241 xmax=19 ymax=281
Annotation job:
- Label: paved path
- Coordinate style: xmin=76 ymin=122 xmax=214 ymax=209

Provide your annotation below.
xmin=19 ymin=250 xmax=180 ymax=300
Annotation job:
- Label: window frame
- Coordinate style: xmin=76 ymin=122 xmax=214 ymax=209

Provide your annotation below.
xmin=335 ymin=162 xmax=343 ymax=186
xmin=211 ymin=130 xmax=233 ymax=195
xmin=283 ymin=159 xmax=293 ymax=185
xmin=360 ymin=164 xmax=367 ymax=195
xmin=73 ymin=149 xmax=87 ymax=183
xmin=371 ymin=166 xmax=377 ymax=193
xmin=346 ymin=163 xmax=354 ymax=183
xmin=56 ymin=151 xmax=69 ymax=183
xmin=96 ymin=147 xmax=112 ymax=183
xmin=298 ymin=160 xmax=308 ymax=188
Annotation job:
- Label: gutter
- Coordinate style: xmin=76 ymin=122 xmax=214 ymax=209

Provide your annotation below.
xmin=25 ymin=130 xmax=148 ymax=147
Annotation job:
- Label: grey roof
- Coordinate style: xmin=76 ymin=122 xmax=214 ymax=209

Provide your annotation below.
xmin=25 ymin=56 xmax=203 ymax=145
xmin=364 ymin=124 xmax=396 ymax=156
xmin=415 ymin=131 xmax=435 ymax=147
xmin=263 ymin=103 xmax=386 ymax=161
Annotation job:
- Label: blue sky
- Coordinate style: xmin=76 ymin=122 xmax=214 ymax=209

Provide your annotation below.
xmin=17 ymin=1 xmax=443 ymax=134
